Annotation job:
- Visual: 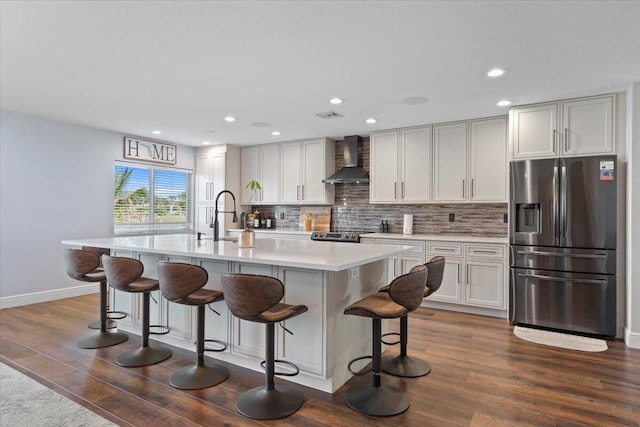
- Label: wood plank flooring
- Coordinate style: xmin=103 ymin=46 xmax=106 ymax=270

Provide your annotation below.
xmin=1 ymin=294 xmax=638 ymax=426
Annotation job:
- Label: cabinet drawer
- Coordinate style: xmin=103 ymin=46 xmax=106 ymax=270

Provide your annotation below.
xmin=427 ymin=242 xmax=463 ymax=257
xmin=377 ymin=239 xmax=425 ymax=254
xmin=465 ymin=244 xmax=505 ymax=259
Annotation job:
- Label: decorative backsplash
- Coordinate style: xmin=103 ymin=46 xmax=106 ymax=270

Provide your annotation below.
xmin=250 ymin=137 xmax=508 ymax=237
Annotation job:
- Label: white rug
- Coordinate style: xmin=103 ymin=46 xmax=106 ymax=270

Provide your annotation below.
xmin=513 ymin=326 xmax=608 ymax=352
xmin=0 ymin=362 xmax=116 ymax=426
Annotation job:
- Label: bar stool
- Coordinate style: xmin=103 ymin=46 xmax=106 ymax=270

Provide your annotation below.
xmin=343 ymin=265 xmax=427 ymax=416
xmin=221 ymin=273 xmax=308 ymax=420
xmin=157 ymin=261 xmax=229 ymax=390
xmin=380 ymin=256 xmax=445 ymax=378
xmin=82 ymin=246 xmax=126 ymax=330
xmin=102 ymin=256 xmax=172 ymax=367
xmin=63 ymin=248 xmax=129 ymax=349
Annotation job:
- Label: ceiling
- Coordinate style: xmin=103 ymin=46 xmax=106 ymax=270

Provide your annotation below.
xmin=1 ymin=1 xmax=639 ymax=147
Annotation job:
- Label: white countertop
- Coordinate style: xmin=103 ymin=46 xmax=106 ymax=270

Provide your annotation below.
xmin=62 ymin=234 xmax=413 ymax=272
xmin=360 ymin=233 xmax=508 ymax=244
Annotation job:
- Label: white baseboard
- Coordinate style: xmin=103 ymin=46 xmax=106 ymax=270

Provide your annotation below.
xmin=624 ymin=326 xmax=640 ymax=349
xmin=0 ymin=285 xmax=97 ymax=310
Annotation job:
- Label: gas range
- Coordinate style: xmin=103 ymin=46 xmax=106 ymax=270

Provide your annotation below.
xmin=310 ymin=231 xmax=361 ymax=243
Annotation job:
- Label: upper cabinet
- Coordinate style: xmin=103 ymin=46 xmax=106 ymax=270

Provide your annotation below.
xmin=370 ymin=126 xmax=432 ymax=203
xmin=240 ymin=145 xmax=280 ymax=204
xmin=372 ymin=117 xmax=507 ymax=204
xmin=433 ymin=122 xmax=468 ymax=202
xmin=240 ymin=138 xmax=335 ymax=205
xmin=510 ymin=94 xmax=615 ymax=159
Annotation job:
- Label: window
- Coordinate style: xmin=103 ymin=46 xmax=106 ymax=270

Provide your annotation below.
xmin=114 ymin=163 xmax=192 ymax=235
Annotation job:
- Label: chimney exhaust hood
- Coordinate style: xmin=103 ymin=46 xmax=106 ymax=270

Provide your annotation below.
xmin=323 ymin=135 xmax=369 ymax=184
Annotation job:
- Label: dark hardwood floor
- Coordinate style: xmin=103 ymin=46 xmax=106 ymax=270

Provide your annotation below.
xmin=1 ymin=294 xmax=638 ymax=426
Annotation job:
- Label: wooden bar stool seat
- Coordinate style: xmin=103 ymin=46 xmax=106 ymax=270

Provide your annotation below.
xmin=379 ymin=256 xmax=445 ymax=378
xmin=63 ymin=248 xmax=129 ymax=349
xmin=221 ymin=273 xmax=308 ymax=420
xmin=343 ymin=265 xmax=427 ymax=416
xmin=102 ymin=256 xmax=172 ymax=367
xmin=157 ymin=262 xmax=229 ymax=390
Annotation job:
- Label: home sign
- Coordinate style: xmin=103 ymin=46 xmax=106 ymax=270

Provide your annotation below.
xmin=123 ymin=137 xmax=176 ymax=165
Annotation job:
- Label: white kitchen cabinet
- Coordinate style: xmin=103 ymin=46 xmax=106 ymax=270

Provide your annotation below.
xmin=199 ymin=259 xmax=231 ymax=350
xmin=240 ymin=144 xmax=280 ymax=204
xmin=433 ymin=122 xmax=468 ymax=202
xmin=194 ymin=145 xmax=240 ymax=235
xmin=280 ymin=138 xmax=335 ymax=205
xmin=510 ymin=94 xmax=615 ymax=159
xmin=469 ymin=117 xmax=508 ymax=202
xmin=363 ymin=236 xmax=507 ymax=314
xmin=370 ymin=127 xmax=431 ymax=203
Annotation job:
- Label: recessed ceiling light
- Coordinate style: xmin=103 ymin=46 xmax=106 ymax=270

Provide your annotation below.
xmin=272 ymin=131 xmax=281 ymax=136
xmin=151 ymin=130 xmax=162 ymax=135
xmin=497 ymin=100 xmax=513 ymax=107
xmin=402 ymin=96 xmax=428 ymax=105
xmin=224 ymin=116 xmax=236 ymax=122
xmin=486 ymin=68 xmax=506 ymax=77
xmin=202 ymin=141 xmax=211 ymax=145
xmin=329 ymin=97 xmax=344 ymax=105
xmin=252 ymin=122 xmax=271 ymax=128
xmin=365 ymin=118 xmax=377 ymax=124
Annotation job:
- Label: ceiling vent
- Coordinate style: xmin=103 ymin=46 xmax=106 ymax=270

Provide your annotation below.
xmin=315 ymin=111 xmax=343 ymax=120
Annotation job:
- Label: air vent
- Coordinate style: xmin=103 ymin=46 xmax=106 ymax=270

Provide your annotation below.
xmin=315 ymin=111 xmax=344 ymax=120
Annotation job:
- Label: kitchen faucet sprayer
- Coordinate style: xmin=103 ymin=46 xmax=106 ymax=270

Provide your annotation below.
xmin=212 ymin=190 xmax=238 ymax=241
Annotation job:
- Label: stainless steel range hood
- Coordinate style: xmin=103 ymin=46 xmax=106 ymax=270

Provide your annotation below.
xmin=323 ymin=135 xmax=369 ymax=184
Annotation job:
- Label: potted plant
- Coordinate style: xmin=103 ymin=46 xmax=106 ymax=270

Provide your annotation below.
xmin=245 ymin=180 xmax=261 ymax=228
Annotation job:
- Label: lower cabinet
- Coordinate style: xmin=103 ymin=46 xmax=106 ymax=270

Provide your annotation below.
xmin=362 ymin=237 xmax=507 ymax=314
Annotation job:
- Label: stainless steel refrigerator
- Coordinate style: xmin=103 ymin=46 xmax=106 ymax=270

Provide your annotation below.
xmin=510 ymin=155 xmax=617 ymax=337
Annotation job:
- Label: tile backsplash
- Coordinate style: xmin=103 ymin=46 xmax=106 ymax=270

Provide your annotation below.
xmin=249 ymin=137 xmax=508 ymax=237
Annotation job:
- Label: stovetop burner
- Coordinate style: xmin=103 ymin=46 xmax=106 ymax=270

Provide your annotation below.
xmin=310 ymin=231 xmax=361 ymax=243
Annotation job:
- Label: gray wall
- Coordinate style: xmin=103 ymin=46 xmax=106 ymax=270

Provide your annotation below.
xmin=626 ymin=83 xmax=640 ymax=347
xmin=0 ymin=112 xmax=194 ymax=301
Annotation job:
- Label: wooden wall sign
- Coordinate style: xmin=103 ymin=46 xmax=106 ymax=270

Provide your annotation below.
xmin=123 ymin=137 xmax=177 ymax=165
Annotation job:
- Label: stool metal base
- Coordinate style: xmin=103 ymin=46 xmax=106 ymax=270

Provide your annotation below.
xmin=169 ymin=364 xmax=229 ymax=390
xmin=117 ymin=346 xmax=172 ymax=368
xmin=237 ymin=385 xmax=304 ymax=420
xmin=76 ymin=331 xmax=129 ymax=349
xmin=381 ymin=354 xmax=431 ymax=378
xmin=344 ymin=383 xmax=410 ymax=416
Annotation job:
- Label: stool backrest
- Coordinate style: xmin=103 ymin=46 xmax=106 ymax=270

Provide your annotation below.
xmin=389 ymin=265 xmax=428 ymax=311
xmin=63 ymin=248 xmax=101 ymax=281
xmin=82 ymin=246 xmax=110 ymax=268
xmin=424 ymin=256 xmax=445 ymax=297
xmin=221 ymin=273 xmax=284 ymax=321
xmin=102 ymin=256 xmax=144 ymax=292
xmin=157 ymin=262 xmax=208 ymax=303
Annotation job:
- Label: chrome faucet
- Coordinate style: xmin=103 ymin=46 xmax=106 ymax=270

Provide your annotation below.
xmin=212 ymin=190 xmax=238 ymax=241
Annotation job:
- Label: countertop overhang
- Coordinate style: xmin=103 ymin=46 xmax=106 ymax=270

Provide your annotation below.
xmin=62 ymin=233 xmax=413 ymax=272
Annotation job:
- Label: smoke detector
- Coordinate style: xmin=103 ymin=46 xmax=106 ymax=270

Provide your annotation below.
xmin=315 ymin=111 xmax=344 ymax=120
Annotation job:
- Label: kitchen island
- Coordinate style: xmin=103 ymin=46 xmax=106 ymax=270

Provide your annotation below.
xmin=62 ymin=234 xmax=412 ymax=392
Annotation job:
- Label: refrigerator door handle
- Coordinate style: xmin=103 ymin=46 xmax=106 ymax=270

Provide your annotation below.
xmin=516 ymin=272 xmax=607 ymax=285
xmin=560 ymin=164 xmax=567 ymax=246
xmin=516 ymin=250 xmax=607 ymax=259
xmin=553 ymin=163 xmax=559 ymax=246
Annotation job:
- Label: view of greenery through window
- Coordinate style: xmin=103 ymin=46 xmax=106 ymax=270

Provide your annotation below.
xmin=114 ymin=164 xmax=191 ymax=234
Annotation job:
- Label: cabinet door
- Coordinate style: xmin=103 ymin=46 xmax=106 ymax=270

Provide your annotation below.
xmin=427 ymin=258 xmax=463 ymax=303
xmin=301 ymin=139 xmax=328 ymax=203
xmin=434 ymin=122 xmax=467 ymax=201
xmin=469 ymin=118 xmax=507 ymax=202
xmin=465 ymin=260 xmax=505 ymax=309
xmin=280 ymin=142 xmax=302 ymax=203
xmin=194 ymin=205 xmax=212 ymax=235
xmin=260 ymin=145 xmax=280 ymax=203
xmin=401 ymin=126 xmax=431 ymax=203
xmin=240 ymin=147 xmax=259 ymax=204
xmin=370 ymin=131 xmax=399 ymax=203
xmin=195 ymin=155 xmax=212 ymax=202
xmin=199 ymin=259 xmax=230 ymax=348
xmin=562 ymin=96 xmax=614 ymax=156
xmin=511 ymin=103 xmax=559 ymax=159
